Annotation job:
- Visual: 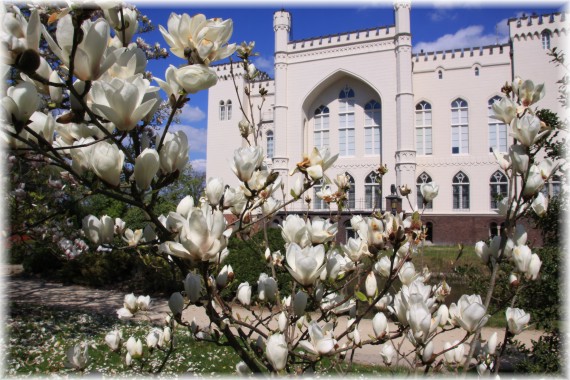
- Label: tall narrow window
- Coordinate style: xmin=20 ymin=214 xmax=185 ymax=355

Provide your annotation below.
xmin=490 ymin=171 xmax=508 ymax=209
xmin=475 ymin=67 xmax=480 ymax=76
xmin=226 ymin=100 xmax=232 ymax=120
xmin=541 ymin=30 xmax=551 ymax=50
xmin=542 ymin=175 xmax=562 ymax=198
xmin=488 ymin=96 xmax=508 ymax=153
xmin=451 ymin=98 xmax=469 ymax=154
xmin=345 ymin=220 xmax=356 ymax=241
xmin=338 ymin=86 xmax=355 ymax=156
xmin=314 ymin=105 xmax=330 ymax=150
xmin=416 ymin=172 xmax=433 ymax=209
xmin=365 ymin=171 xmax=381 ymax=209
xmin=313 ymin=181 xmax=325 ymax=210
xmin=345 ymin=173 xmax=355 ymax=209
xmin=453 ymin=172 xmax=470 ymax=210
xmin=364 ymin=100 xmax=381 ymax=155
xmin=438 ymin=70 xmax=443 ymax=79
xmin=219 ymin=100 xmax=226 ymax=120
xmin=266 ymin=130 xmax=274 ymax=159
xmin=415 ymin=101 xmax=432 ymax=155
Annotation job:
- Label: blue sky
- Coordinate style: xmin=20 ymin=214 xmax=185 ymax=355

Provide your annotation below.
xmin=137 ymin=2 xmax=566 ymax=172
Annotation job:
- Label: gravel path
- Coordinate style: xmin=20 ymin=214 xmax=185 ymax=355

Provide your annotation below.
xmin=3 ymin=265 xmax=547 ymax=368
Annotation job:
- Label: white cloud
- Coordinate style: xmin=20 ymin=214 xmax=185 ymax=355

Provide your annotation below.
xmin=179 ymin=105 xmax=205 ymax=123
xmin=412 ymin=21 xmax=509 ymax=53
xmin=167 ymin=124 xmax=207 ymax=154
xmin=429 ymin=9 xmax=457 ymax=22
xmin=190 ymin=159 xmax=207 ymax=173
xmin=253 ymin=56 xmax=274 ymax=77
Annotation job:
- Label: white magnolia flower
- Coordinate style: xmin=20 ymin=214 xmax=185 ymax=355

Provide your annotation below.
xmin=380 ymin=343 xmax=396 ymax=365
xmin=406 ymin=295 xmax=440 ymax=345
xmin=513 ymin=78 xmax=545 ymax=107
xmin=176 ymin=195 xmax=195 ymax=218
xmin=298 ymin=321 xmax=337 ymax=355
xmin=172 ymin=64 xmax=218 ymax=93
xmin=90 ymin=142 xmax=125 ymax=187
xmin=522 ymin=165 xmax=545 ymax=198
xmin=179 ymin=205 xmax=229 ymax=261
xmin=102 ymin=6 xmax=138 ymax=45
xmin=159 ymin=12 xmax=236 ymax=65
xmin=293 ymin=290 xmax=308 ymax=316
xmin=506 ymin=307 xmax=530 ymax=335
xmin=26 ymin=112 xmax=55 ymax=144
xmin=126 ymin=337 xmax=143 ymax=359
xmin=266 ymin=333 xmax=288 ymax=371
xmin=231 ymin=146 xmax=264 ymax=183
xmin=1 ymin=81 xmax=38 ymax=124
xmin=290 ymin=176 xmax=304 ymax=199
xmin=134 ymin=148 xmax=159 ymax=190
xmin=168 ymin=292 xmax=185 ymax=315
xmin=236 ymin=282 xmax=252 ymax=305
xmin=298 ymin=147 xmax=338 ymax=180
xmin=146 ymin=328 xmax=163 ymax=348
xmin=183 ymin=272 xmax=202 ymax=303
xmin=285 ymin=243 xmax=326 ymax=286
xmin=257 ymin=273 xmax=278 ymax=302
xmin=306 ymin=217 xmax=338 ymax=244
xmin=325 ymin=248 xmax=351 ymax=280
xmin=491 ymin=96 xmax=517 ymax=125
xmin=66 ymin=343 xmax=89 ymax=370
xmin=82 ymin=215 xmax=114 ymax=245
xmin=420 ymin=182 xmax=439 ymax=203
xmin=281 ymin=214 xmax=309 ymax=248
xmin=449 ymin=294 xmax=489 ymax=333
xmin=374 ymin=255 xmax=395 ymax=277
xmin=91 ymin=76 xmax=157 ymax=131
xmin=509 ymin=144 xmax=529 ymax=175
xmin=206 ymin=177 xmax=224 ymax=206
xmin=443 ymin=340 xmax=465 ymax=365
xmin=158 ymin=130 xmax=189 ymax=174
xmin=105 ymin=329 xmax=122 ymax=351
xmin=436 ymin=304 xmax=450 ymax=326
xmin=136 ymin=295 xmax=151 ymax=311
xmin=1 ymin=6 xmax=40 ymax=64
xmin=372 ymin=312 xmax=388 ymax=339
xmin=342 ymin=237 xmax=369 ymax=262
xmin=492 ymin=148 xmax=511 ymax=170
xmin=365 ymin=271 xmax=377 ymax=297
xmin=216 ymin=264 xmax=233 ymax=288
xmin=122 ymin=228 xmax=142 ymax=246
xmin=485 ymin=332 xmax=498 ymax=355
xmin=398 ymin=261 xmax=417 ymax=286
xmin=527 ymin=253 xmax=542 ymax=280
xmin=42 ymin=15 xmax=118 ymax=81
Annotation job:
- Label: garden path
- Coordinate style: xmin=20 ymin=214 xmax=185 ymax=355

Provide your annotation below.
xmin=3 ymin=265 xmax=546 ymax=368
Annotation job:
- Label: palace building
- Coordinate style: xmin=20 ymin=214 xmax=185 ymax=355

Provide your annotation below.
xmin=206 ymin=4 xmax=568 ymax=244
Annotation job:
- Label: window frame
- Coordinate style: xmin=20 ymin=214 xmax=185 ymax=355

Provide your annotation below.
xmin=488 ymin=96 xmax=508 ymax=153
xmin=416 ymin=172 xmax=433 ymax=209
xmin=314 ymin=105 xmax=330 ymax=150
xmin=364 ymin=171 xmax=381 ymax=210
xmin=219 ymin=100 xmax=226 ymax=120
xmin=364 ymin=100 xmax=382 ymax=155
xmin=489 ymin=170 xmax=508 ymax=209
xmin=266 ymin=130 xmax=274 ymax=159
xmin=452 ymin=171 xmax=470 ymax=210
xmin=338 ymin=86 xmax=356 ymax=157
xmin=451 ymin=98 xmax=469 ymax=154
xmin=415 ymin=101 xmax=433 ymax=156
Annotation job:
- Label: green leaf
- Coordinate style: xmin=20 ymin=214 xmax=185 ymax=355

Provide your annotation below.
xmin=355 ymin=291 xmax=368 ymax=302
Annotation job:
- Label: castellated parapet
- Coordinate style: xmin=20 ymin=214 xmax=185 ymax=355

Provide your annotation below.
xmin=413 ymin=44 xmax=511 ymax=73
xmin=288 ymin=25 xmax=395 ymax=52
xmin=509 ymin=12 xmax=568 ymax=40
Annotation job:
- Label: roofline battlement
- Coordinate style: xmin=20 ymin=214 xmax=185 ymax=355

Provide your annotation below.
xmin=288 ymin=25 xmax=395 ymax=52
xmin=508 ymin=12 xmax=566 ymax=28
xmin=508 ymin=12 xmax=568 ymax=39
xmin=413 ymin=43 xmax=510 ymax=62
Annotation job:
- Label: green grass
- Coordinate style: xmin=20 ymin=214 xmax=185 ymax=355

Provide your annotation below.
xmin=5 ymin=302 xmax=403 ymax=376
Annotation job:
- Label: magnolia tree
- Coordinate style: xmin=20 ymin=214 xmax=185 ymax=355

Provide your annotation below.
xmin=1 ymin=3 xmax=563 ymax=376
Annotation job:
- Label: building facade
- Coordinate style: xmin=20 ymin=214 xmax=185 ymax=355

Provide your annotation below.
xmin=206 ymin=5 xmax=567 ymax=244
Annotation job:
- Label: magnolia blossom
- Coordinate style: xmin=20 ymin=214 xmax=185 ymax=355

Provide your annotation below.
xmin=492 ymin=148 xmax=511 ymax=171
xmin=231 ymin=146 xmax=264 ymax=183
xmin=306 ymin=217 xmax=338 ymax=244
xmin=159 ymin=12 xmax=236 ymax=65
xmin=66 ymin=343 xmax=89 ymax=370
xmin=216 ymin=264 xmax=233 ymax=288
xmin=292 ymin=146 xmax=338 ymax=180
xmin=102 ymin=6 xmax=138 ymax=45
xmin=398 ymin=262 xmax=417 ymax=285
xmin=42 ymin=15 xmax=118 ymax=81
xmin=0 ymin=6 xmax=40 ymax=64
xmin=173 ymin=64 xmax=218 ymax=93
xmin=134 ymin=148 xmax=159 ymax=190
xmin=281 ymin=214 xmax=309 ymax=248
xmin=420 ymin=182 xmax=439 ymax=203
xmin=266 ymin=333 xmax=288 ymax=371
xmin=298 ymin=322 xmax=337 ymax=355
xmin=183 ymin=272 xmax=202 ymax=303
xmin=324 ymin=248 xmax=352 ymax=280
xmin=513 ymin=78 xmax=545 ymax=107
xmin=126 ymin=337 xmax=143 ymax=359
xmin=27 ymin=112 xmax=56 ymax=144
xmin=506 ymin=307 xmax=531 ymax=334
xmin=443 ymin=340 xmax=465 ymax=365
xmin=523 ymin=165 xmax=545 ymax=198
xmin=205 ymin=177 xmax=224 ymax=206
xmin=365 ymin=271 xmax=377 ymax=297
xmin=380 ymin=343 xmax=396 ymax=365
xmin=236 ymin=282 xmax=252 ymax=305
xmin=82 ymin=215 xmax=114 ymax=245
xmin=290 ymin=176 xmax=304 ymax=199
xmin=105 ymin=329 xmax=122 ymax=351
xmin=257 ymin=273 xmax=278 ymax=302
xmin=372 ymin=312 xmax=388 ymax=339
xmin=491 ymin=96 xmax=517 ymax=125
xmin=158 ymin=131 xmax=189 ymax=174
xmin=1 ymin=81 xmax=38 ymax=124
xmin=285 ymin=243 xmax=326 ymax=286
xmin=374 ymin=255 xmax=395 ymax=278
xmin=437 ymin=304 xmax=450 ymax=326
xmin=90 ymin=142 xmax=125 ymax=187
xmin=406 ymin=295 xmax=440 ymax=345
xmin=168 ymin=292 xmax=185 ymax=315
xmin=90 ymin=76 xmax=158 ymax=131
xmin=178 ymin=204 xmax=229 ymax=261
xmin=449 ymin=294 xmax=489 ymax=333
xmin=293 ymin=290 xmax=308 ymax=316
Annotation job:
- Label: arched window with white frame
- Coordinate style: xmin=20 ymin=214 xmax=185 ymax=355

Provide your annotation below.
xmin=451 ymin=98 xmax=469 ymax=154
xmin=488 ymin=96 xmax=508 ymax=153
xmin=338 ymin=86 xmax=355 ymax=156
xmin=314 ymin=105 xmax=330 ymax=150
xmin=266 ymin=130 xmax=274 ymax=159
xmin=453 ymin=171 xmax=470 ymax=210
xmin=415 ymin=101 xmax=432 ymax=155
xmin=490 ymin=171 xmax=508 ymax=209
xmin=416 ymin=172 xmax=433 ymax=209
xmin=364 ymin=100 xmax=381 ymax=155
xmin=226 ymin=100 xmax=232 ymax=120
xmin=365 ymin=171 xmax=381 ymax=209
xmin=219 ymin=100 xmax=226 ymax=120
xmin=541 ymin=30 xmax=551 ymax=50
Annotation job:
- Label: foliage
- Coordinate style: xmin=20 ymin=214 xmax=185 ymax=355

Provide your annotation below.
xmin=514 ymin=329 xmax=563 ymax=373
